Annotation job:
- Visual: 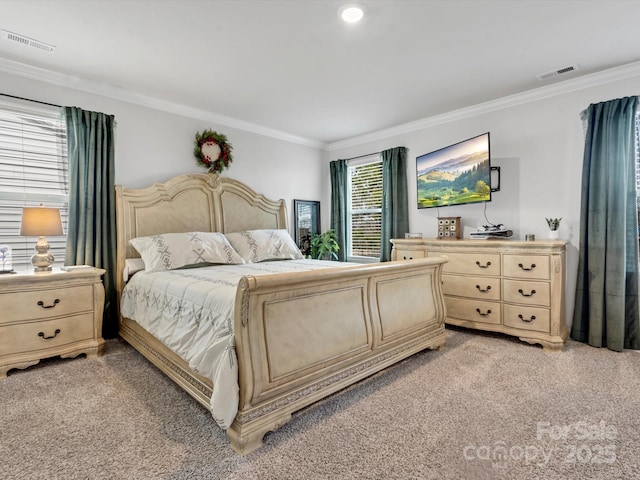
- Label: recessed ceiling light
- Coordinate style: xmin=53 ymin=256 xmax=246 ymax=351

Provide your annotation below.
xmin=338 ymin=4 xmax=365 ymax=23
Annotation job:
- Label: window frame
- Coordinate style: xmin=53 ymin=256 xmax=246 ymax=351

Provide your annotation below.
xmin=346 ymin=155 xmax=382 ymax=263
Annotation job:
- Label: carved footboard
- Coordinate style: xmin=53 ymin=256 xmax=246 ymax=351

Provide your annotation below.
xmin=228 ymin=257 xmax=447 ymax=454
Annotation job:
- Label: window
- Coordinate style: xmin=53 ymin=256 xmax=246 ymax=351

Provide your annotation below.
xmin=0 ymin=99 xmax=68 ymax=271
xmin=348 ymin=157 xmax=382 ymax=260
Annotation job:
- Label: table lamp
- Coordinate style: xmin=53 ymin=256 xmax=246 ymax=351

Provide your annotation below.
xmin=20 ymin=205 xmax=64 ymax=272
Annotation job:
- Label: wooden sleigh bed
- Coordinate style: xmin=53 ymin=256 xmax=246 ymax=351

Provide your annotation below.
xmin=115 ymin=172 xmax=447 ymax=454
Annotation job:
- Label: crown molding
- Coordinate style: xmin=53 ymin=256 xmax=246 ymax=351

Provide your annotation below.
xmin=3 ymin=56 xmax=639 ymax=154
xmin=0 ymin=57 xmax=327 ymax=150
xmin=329 ymin=60 xmax=640 ymax=151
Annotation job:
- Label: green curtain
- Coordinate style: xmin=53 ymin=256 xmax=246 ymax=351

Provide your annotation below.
xmin=330 ymin=159 xmax=348 ymax=262
xmin=571 ymin=96 xmax=639 ymax=351
xmin=380 ymin=146 xmax=409 ymax=262
xmin=64 ymin=107 xmax=118 ymax=338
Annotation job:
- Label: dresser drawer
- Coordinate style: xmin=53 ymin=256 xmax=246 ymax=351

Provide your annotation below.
xmin=429 ymin=252 xmax=501 ymax=276
xmin=0 ymin=313 xmax=95 ymax=356
xmin=446 ymin=297 xmax=502 ymax=325
xmin=395 ymin=249 xmax=425 ymax=261
xmin=442 ymin=275 xmax=501 ymax=300
xmin=503 ymin=279 xmax=550 ymax=307
xmin=503 ymin=255 xmax=550 ymax=280
xmin=0 ymin=285 xmax=93 ymax=325
xmin=503 ymin=304 xmax=550 ymax=333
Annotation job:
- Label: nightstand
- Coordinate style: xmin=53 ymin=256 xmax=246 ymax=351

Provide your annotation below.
xmin=0 ymin=268 xmax=106 ymax=378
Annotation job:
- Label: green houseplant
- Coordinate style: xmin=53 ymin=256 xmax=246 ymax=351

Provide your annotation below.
xmin=545 ymin=218 xmax=562 ymax=231
xmin=310 ymin=229 xmax=340 ymax=260
xmin=545 ymin=217 xmax=562 ymax=239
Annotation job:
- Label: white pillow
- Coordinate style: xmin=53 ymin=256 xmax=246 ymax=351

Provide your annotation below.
xmin=225 ymin=229 xmax=304 ymax=263
xmin=129 ymin=232 xmax=244 ymax=272
xmin=123 ymin=257 xmax=146 ymax=282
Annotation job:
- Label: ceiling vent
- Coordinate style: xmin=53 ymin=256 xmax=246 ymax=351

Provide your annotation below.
xmin=536 ymin=64 xmax=579 ymax=81
xmin=1 ymin=29 xmax=56 ymax=53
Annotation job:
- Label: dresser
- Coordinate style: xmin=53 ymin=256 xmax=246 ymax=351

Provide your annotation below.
xmin=0 ymin=268 xmax=105 ymax=377
xmin=391 ymin=239 xmax=568 ymax=351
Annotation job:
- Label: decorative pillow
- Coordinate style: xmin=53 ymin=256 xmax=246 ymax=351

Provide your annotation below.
xmin=129 ymin=232 xmax=244 ymax=272
xmin=225 ymin=229 xmax=304 ymax=263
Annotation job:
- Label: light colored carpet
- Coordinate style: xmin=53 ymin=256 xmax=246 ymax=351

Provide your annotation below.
xmin=1 ymin=328 xmax=639 ymax=480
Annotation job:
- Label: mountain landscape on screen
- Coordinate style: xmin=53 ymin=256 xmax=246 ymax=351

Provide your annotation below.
xmin=416 ymin=133 xmax=491 ymax=209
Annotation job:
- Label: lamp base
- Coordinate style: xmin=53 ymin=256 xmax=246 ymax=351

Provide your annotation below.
xmin=31 ymin=236 xmax=55 ymax=272
xmin=32 ymin=264 xmax=53 ymax=272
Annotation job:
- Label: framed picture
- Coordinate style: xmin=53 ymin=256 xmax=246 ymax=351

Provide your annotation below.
xmin=293 ymin=199 xmax=320 ymax=257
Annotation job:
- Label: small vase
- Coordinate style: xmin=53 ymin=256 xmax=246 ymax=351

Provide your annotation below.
xmin=548 ymin=230 xmax=559 ymax=240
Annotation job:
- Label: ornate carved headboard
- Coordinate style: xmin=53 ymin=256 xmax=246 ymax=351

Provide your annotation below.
xmin=114 ymin=173 xmax=287 ymax=298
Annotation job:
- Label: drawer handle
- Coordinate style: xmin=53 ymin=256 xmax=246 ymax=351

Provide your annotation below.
xmin=475 ymin=261 xmax=492 ymax=269
xmin=518 ymin=314 xmax=536 ymax=323
xmin=476 ymin=285 xmax=492 ymax=293
xmin=518 ymin=263 xmax=536 ymax=271
xmin=37 ymin=299 xmax=60 ymax=309
xmin=476 ymin=308 xmax=492 ymax=317
xmin=403 ymin=256 xmax=413 ymax=260
xmin=38 ymin=329 xmax=61 ymax=340
xmin=518 ymin=289 xmax=537 ymax=297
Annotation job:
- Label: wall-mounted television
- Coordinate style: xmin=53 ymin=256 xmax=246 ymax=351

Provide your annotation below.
xmin=416 ymin=132 xmax=491 ymax=209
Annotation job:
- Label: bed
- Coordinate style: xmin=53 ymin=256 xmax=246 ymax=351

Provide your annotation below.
xmin=115 ymin=172 xmax=447 ymax=454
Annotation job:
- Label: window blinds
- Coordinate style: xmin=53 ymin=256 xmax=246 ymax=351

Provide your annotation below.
xmin=349 ymin=160 xmax=382 ymax=258
xmin=0 ymin=99 xmax=68 ymax=270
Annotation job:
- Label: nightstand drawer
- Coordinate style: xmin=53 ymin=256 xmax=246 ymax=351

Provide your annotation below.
xmin=442 ymin=275 xmax=501 ymax=300
xmin=0 ymin=285 xmax=93 ymax=325
xmin=503 ymin=279 xmax=550 ymax=306
xmin=0 ymin=313 xmax=95 ymax=356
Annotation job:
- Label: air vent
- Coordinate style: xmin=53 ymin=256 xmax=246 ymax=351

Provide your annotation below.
xmin=1 ymin=29 xmax=56 ymax=53
xmin=536 ymin=64 xmax=579 ymax=81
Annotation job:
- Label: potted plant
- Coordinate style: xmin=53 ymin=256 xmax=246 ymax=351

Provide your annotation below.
xmin=310 ymin=229 xmax=340 ymax=260
xmin=545 ymin=217 xmax=561 ymax=239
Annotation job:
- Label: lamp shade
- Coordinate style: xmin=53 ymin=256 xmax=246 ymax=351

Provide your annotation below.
xmin=20 ymin=206 xmax=63 ymax=237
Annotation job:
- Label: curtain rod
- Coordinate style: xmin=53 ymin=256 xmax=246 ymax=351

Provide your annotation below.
xmin=0 ymin=92 xmax=61 ymax=108
xmin=345 ymin=150 xmax=381 ymax=161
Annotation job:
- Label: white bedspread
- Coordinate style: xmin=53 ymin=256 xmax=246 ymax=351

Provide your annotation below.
xmin=120 ymin=259 xmax=342 ymax=429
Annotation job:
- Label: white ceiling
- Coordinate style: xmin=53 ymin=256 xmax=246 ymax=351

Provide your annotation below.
xmin=1 ymin=0 xmax=640 ymax=146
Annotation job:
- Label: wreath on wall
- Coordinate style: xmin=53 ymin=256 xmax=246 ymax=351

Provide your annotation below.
xmin=194 ymin=129 xmax=233 ymax=174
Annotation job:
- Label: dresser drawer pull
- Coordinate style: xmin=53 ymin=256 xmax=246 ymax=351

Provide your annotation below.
xmin=476 ymin=285 xmax=492 ymax=293
xmin=37 ymin=299 xmax=60 ymax=309
xmin=38 ymin=329 xmax=61 ymax=340
xmin=518 ymin=289 xmax=537 ymax=297
xmin=476 ymin=308 xmax=492 ymax=317
xmin=475 ymin=261 xmax=492 ymax=269
xmin=403 ymin=256 xmax=413 ymax=260
xmin=518 ymin=263 xmax=536 ymax=271
xmin=518 ymin=314 xmax=536 ymax=323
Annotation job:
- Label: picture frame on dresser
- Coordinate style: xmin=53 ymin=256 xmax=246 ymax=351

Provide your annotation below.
xmin=293 ymin=199 xmax=320 ymax=257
